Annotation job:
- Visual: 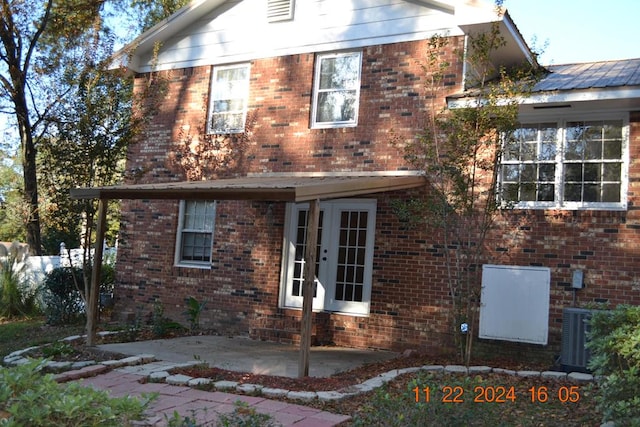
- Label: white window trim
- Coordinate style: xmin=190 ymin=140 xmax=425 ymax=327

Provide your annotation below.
xmin=207 ymin=63 xmax=251 ymax=134
xmin=174 ymin=200 xmax=216 ymax=269
xmin=279 ymin=199 xmax=376 ymax=316
xmin=310 ymin=51 xmax=362 ymax=129
xmin=501 ymin=112 xmax=629 ymax=211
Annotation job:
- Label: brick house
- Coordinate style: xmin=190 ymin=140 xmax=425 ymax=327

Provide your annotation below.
xmin=74 ymin=0 xmax=640 ymax=361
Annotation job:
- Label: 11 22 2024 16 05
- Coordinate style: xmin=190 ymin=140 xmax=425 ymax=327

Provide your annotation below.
xmin=413 ymin=385 xmax=581 ymax=403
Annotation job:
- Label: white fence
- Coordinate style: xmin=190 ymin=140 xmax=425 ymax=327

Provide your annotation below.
xmin=2 ymin=243 xmax=117 ymax=289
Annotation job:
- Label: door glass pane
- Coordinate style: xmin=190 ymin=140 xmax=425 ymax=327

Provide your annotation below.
xmin=291 ymin=209 xmax=323 ymax=298
xmin=334 ymin=209 xmax=368 ymax=302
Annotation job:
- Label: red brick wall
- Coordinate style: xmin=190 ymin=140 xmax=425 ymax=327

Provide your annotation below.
xmin=125 ymin=38 xmax=464 ymax=181
xmin=115 ymin=36 xmax=640 ymax=361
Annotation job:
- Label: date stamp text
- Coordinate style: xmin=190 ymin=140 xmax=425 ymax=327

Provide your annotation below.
xmin=413 ymin=385 xmax=581 ymax=404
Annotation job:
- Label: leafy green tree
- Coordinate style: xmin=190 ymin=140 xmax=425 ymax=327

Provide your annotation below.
xmin=393 ymin=10 xmax=540 ymax=364
xmin=0 ymin=0 xmax=106 ymax=255
xmin=0 ymin=149 xmax=26 ymax=242
xmin=36 ymin=7 xmax=166 ymax=343
xmin=130 ymin=0 xmax=190 ymax=32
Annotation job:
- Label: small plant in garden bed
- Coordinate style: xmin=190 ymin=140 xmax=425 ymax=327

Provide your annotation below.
xmin=41 ymin=341 xmax=74 ymax=358
xmin=183 ymin=296 xmax=206 ymax=333
xmin=217 ymin=401 xmax=281 ymax=427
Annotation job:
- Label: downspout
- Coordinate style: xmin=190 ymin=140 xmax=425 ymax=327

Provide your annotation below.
xmin=461 ymin=34 xmax=469 ymax=91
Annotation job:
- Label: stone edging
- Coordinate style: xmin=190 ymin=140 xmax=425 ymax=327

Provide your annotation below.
xmin=2 ymin=333 xmax=595 ymax=402
xmin=154 ymin=364 xmax=595 ymax=402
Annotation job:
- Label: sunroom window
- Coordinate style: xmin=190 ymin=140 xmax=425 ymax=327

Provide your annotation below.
xmin=311 ymin=51 xmax=362 ymax=128
xmin=500 ymin=118 xmax=627 ymax=209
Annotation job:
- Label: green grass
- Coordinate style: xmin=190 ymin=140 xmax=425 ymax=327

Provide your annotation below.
xmin=0 ymin=317 xmax=85 ymax=358
xmin=349 ymin=371 xmax=602 ymax=427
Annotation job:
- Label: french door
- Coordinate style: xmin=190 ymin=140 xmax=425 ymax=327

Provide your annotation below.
xmin=280 ymin=199 xmax=376 ymax=315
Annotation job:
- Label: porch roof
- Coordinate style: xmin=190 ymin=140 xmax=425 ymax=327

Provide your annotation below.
xmin=70 ymin=173 xmax=427 ymax=202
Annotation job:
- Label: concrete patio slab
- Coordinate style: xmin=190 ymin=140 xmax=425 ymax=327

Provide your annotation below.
xmin=97 ymin=335 xmax=397 ymax=378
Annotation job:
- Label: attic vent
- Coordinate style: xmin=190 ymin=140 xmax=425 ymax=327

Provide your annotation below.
xmin=267 ymin=0 xmax=294 ymax=22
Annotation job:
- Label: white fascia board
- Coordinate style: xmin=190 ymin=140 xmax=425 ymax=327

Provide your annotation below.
xmin=520 ymin=87 xmax=640 ymax=105
xmin=501 ymin=11 xmax=536 ymax=66
xmin=447 ymin=87 xmax=640 ymax=109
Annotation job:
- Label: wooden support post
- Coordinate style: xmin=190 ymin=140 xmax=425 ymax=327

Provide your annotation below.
xmin=298 ymin=198 xmax=320 ymax=378
xmin=86 ymin=199 xmax=107 ymax=346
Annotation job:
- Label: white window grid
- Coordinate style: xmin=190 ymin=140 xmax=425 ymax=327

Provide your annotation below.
xmin=499 ymin=114 xmax=628 ymax=210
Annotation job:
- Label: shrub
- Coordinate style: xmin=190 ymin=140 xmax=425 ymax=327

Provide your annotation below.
xmin=588 ymin=305 xmax=640 ymax=426
xmin=100 ymin=263 xmax=115 ymax=294
xmin=0 ymin=251 xmax=39 ymax=318
xmin=0 ymin=359 xmax=153 ymax=426
xmin=149 ymin=299 xmax=186 ymax=338
xmin=41 ymin=267 xmax=85 ymax=325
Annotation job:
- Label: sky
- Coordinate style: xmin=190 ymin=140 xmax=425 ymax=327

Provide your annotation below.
xmin=3 ymin=0 xmax=639 ymax=138
xmin=504 ymin=0 xmax=640 ymax=65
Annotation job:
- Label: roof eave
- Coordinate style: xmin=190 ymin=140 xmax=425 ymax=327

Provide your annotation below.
xmin=446 ymin=86 xmax=640 ymax=109
xmin=111 ymin=0 xmax=227 ymax=72
xmin=458 ymin=16 xmax=537 ymax=72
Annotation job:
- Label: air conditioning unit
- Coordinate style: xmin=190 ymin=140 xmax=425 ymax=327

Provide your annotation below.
xmin=560 ymin=308 xmax=593 ymax=372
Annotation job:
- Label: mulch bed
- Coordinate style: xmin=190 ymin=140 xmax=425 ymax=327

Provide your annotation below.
xmin=170 ymin=352 xmax=555 ymax=392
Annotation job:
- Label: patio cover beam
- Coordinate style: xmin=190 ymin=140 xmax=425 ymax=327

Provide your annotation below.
xmin=71 ymin=174 xmax=426 ymax=376
xmin=70 ymin=175 xmax=427 ymax=202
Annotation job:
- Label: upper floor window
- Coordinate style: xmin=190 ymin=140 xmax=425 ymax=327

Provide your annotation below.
xmin=175 ymin=200 xmax=216 ymax=268
xmin=500 ymin=117 xmax=627 ymax=210
xmin=208 ymin=64 xmax=250 ymax=134
xmin=311 ymin=51 xmax=362 ymax=129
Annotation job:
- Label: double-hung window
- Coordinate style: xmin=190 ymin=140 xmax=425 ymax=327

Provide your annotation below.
xmin=175 ymin=200 xmax=216 ymax=268
xmin=311 ymin=51 xmax=362 ymax=128
xmin=208 ymin=64 xmax=251 ymax=134
xmin=280 ymin=199 xmax=376 ymax=316
xmin=500 ymin=116 xmax=627 ymax=209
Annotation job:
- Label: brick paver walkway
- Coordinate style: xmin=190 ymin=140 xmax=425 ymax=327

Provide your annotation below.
xmin=78 ymin=369 xmax=350 ymax=426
